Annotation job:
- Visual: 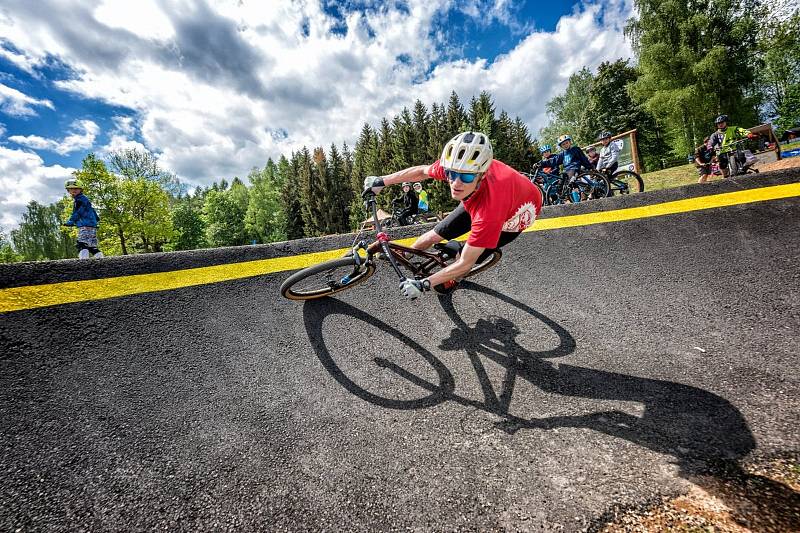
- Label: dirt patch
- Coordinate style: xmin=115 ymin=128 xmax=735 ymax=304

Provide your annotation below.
xmin=595 ymin=456 xmax=800 ymax=532
xmin=754 ymin=156 xmax=800 ymax=173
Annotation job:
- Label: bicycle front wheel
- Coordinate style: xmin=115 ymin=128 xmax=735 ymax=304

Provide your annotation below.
xmin=280 ymin=256 xmax=376 ymax=300
xmin=610 ymin=170 xmax=644 ymax=195
xmin=576 ymin=170 xmax=611 ymax=199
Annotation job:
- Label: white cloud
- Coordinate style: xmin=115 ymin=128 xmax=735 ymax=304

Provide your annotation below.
xmin=9 ymin=119 xmax=99 ymax=155
xmin=0 ymin=146 xmax=74 ymax=228
xmin=0 ymin=0 xmax=635 ymax=224
xmin=0 ymin=83 xmax=54 ymax=116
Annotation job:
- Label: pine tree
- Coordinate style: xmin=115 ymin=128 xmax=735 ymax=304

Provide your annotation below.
xmin=280 ymin=154 xmax=305 ymax=240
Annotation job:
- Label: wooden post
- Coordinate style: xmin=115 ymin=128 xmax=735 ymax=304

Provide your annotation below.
xmin=629 ymin=129 xmax=642 ymax=174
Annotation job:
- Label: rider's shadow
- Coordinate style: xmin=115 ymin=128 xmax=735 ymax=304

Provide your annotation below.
xmin=303 ymin=285 xmax=800 ymax=529
xmin=303 ymin=284 xmax=754 ymax=473
xmin=436 ymin=283 xmax=755 ymax=474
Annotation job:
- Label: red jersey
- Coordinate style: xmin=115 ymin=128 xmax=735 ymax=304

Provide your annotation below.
xmin=428 ymin=159 xmax=542 ymax=249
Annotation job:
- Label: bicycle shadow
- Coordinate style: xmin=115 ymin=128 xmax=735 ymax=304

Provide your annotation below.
xmin=302 ymin=285 xmax=798 ymax=529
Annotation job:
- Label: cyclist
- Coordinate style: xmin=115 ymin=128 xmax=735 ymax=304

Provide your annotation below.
xmin=363 ymin=131 xmax=542 ymax=300
xmin=595 ymin=131 xmax=620 ymax=175
xmin=586 ymin=146 xmax=599 ymax=168
xmin=539 ymin=134 xmax=594 ymax=202
xmin=392 ymin=182 xmax=419 ymax=226
xmin=708 ymin=115 xmax=754 ymax=178
xmin=694 ymin=137 xmax=714 ymax=184
xmin=414 ymin=182 xmax=429 ymax=214
xmin=63 ymin=179 xmax=103 ymax=259
xmin=539 ymin=144 xmax=557 ymax=175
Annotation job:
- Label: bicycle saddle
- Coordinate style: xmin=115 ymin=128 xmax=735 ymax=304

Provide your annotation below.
xmin=433 ymin=240 xmax=462 ymax=259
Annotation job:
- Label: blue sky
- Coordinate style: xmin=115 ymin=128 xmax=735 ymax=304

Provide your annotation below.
xmin=0 ymin=0 xmax=634 ymax=228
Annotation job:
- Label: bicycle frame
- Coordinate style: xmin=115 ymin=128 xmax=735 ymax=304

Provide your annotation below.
xmin=356 ymin=195 xmax=451 ymax=281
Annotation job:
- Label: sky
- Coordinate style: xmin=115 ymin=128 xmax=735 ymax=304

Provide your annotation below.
xmin=0 ymin=0 xmax=635 ymax=229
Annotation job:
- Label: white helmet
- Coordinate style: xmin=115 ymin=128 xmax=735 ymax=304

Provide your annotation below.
xmin=440 ymin=131 xmax=493 ymax=173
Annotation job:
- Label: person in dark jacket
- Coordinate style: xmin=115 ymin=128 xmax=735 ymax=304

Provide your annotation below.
xmin=392 ymin=182 xmax=419 ymax=225
xmin=694 ymin=137 xmax=714 ymax=184
xmin=63 ymin=178 xmax=103 ymax=259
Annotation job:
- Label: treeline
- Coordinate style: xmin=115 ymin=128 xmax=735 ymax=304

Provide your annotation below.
xmin=539 ymin=2 xmax=799 ymax=168
xmin=2 ymin=91 xmax=539 ymax=261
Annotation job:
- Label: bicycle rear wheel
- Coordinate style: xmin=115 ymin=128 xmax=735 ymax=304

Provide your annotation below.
xmin=610 ymin=170 xmax=644 ymax=195
xmin=280 ymin=256 xmax=376 ymax=300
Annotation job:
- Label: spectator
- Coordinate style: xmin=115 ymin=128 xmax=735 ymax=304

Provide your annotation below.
xmin=396 ymin=182 xmax=419 ymax=225
xmin=586 ymin=146 xmax=600 ymax=168
xmin=539 ymin=145 xmax=557 ymax=175
xmin=539 ymin=134 xmax=594 ymax=202
xmin=694 ymin=137 xmax=714 ymax=184
xmin=414 ymin=182 xmax=429 ymax=213
xmin=596 ymin=131 xmax=621 ymax=175
xmin=63 ymin=179 xmax=103 ymax=259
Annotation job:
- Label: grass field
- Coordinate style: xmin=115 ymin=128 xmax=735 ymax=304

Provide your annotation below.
xmin=640 ymin=163 xmax=702 ymax=191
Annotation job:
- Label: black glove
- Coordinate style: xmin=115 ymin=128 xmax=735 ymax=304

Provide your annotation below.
xmin=362 ymin=176 xmax=385 ymax=199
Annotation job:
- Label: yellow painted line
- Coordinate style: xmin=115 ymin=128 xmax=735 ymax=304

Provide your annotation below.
xmin=1 ymin=182 xmax=799 ymax=313
xmin=527 ymin=182 xmax=800 ymax=232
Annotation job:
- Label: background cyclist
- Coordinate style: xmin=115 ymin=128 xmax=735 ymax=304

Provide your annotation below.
xmin=393 ymin=182 xmax=419 ymax=225
xmin=539 ymin=144 xmax=557 ymax=175
xmin=709 ymin=114 xmax=754 ymax=178
xmin=539 ymin=134 xmax=593 ymax=202
xmin=363 ymin=131 xmax=542 ymax=300
xmin=596 ymin=131 xmax=620 ymax=175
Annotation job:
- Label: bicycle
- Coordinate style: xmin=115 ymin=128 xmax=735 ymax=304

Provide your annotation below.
xmin=382 ymin=198 xmax=424 ymax=227
xmin=280 ymin=194 xmax=502 ymax=300
xmin=525 ymin=164 xmax=608 ymax=205
xmin=717 ymin=138 xmax=759 ymax=177
xmin=602 ymin=168 xmax=644 ymax=196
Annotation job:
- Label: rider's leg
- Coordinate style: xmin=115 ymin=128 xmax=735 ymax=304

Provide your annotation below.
xmin=475 ymin=231 xmax=521 ymax=263
xmin=411 ymin=204 xmax=470 ymax=251
xmin=718 ymin=153 xmax=730 ymax=178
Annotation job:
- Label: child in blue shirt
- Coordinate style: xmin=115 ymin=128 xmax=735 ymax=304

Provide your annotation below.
xmin=64 ymin=179 xmax=103 ymax=259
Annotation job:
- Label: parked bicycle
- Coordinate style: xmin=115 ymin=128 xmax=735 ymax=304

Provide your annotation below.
xmin=382 ymin=197 xmax=424 ymax=227
xmin=280 ymin=194 xmax=501 ymax=300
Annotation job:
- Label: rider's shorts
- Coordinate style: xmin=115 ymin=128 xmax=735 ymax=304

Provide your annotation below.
xmin=697 ymin=163 xmax=711 ymax=176
xmin=434 ymin=204 xmax=521 ymax=251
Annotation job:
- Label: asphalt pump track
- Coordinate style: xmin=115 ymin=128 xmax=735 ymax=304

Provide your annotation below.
xmin=1 ymin=172 xmax=799 ymax=531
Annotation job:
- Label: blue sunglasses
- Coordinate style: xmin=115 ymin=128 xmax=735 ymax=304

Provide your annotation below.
xmin=445 ymin=169 xmax=479 ymax=183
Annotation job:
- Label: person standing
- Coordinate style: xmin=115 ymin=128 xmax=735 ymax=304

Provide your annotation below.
xmin=414 ymin=182 xmax=429 ymax=213
xmin=63 ymin=179 xmax=103 ymax=259
xmin=694 ymin=137 xmax=714 ymax=184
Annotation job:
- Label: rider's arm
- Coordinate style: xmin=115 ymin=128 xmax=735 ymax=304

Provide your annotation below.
xmin=425 ymin=243 xmax=485 ymax=287
xmin=380 ymin=165 xmax=432 ymax=186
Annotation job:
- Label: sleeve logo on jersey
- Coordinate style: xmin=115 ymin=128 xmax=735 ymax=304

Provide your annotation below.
xmin=502 ymin=202 xmax=537 ymax=232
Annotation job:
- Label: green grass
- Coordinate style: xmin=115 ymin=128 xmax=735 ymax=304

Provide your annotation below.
xmin=780 ymin=140 xmax=800 ymax=152
xmin=640 ymin=163 xmax=702 ymax=191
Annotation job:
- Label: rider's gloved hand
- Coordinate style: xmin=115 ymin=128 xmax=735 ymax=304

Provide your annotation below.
xmin=362 ymin=176 xmax=385 ymax=199
xmin=399 ymin=278 xmax=430 ymax=300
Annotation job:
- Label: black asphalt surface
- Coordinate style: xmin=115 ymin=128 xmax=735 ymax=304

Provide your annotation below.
xmin=1 ymin=172 xmax=799 ymax=531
